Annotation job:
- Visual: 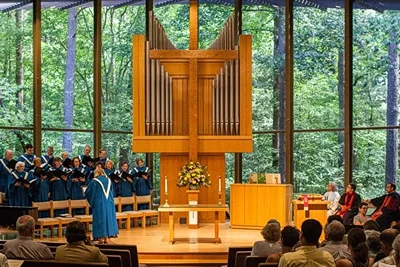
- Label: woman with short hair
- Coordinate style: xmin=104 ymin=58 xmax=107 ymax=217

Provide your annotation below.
xmin=251 ymin=221 xmax=282 ymax=257
xmin=323 ymin=182 xmax=341 ymax=217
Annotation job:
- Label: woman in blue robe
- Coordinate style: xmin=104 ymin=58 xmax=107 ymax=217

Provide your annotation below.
xmin=85 ymin=163 xmax=119 ymax=244
xmin=68 ymin=157 xmax=86 ymax=215
xmin=8 ymin=161 xmax=31 ymax=206
xmin=132 ymin=158 xmax=152 ymax=210
xmin=50 ymin=157 xmax=70 ymax=216
xmin=116 ymin=162 xmax=134 ymax=211
xmin=28 ymin=158 xmax=50 ymax=217
xmin=104 ymin=160 xmax=120 ymax=197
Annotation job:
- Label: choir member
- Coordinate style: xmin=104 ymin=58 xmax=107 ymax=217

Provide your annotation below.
xmin=17 ymin=144 xmax=36 ymax=172
xmin=0 ymin=149 xmax=14 ymax=193
xmin=367 ymin=182 xmax=400 ymax=230
xmin=95 ymin=149 xmax=109 ymax=166
xmin=104 ymin=160 xmax=120 ymax=196
xmin=8 ymin=162 xmax=31 ymax=206
xmin=78 ymin=145 xmax=92 ymax=163
xmin=41 ymin=146 xmax=54 ymax=168
xmin=61 ymin=152 xmax=72 ymax=168
xmin=85 ymin=162 xmax=119 ymax=244
xmin=116 ymin=162 xmax=134 ymax=211
xmin=337 ymin=183 xmax=361 ymax=225
xmin=132 ymin=158 xmax=152 ymax=210
xmin=50 ymin=157 xmax=69 ymax=216
xmin=29 ymin=158 xmax=50 ymax=217
xmin=67 ymin=157 xmax=86 ymax=215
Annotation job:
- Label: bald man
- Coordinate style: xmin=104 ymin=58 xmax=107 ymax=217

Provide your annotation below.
xmin=3 ymin=215 xmax=53 ymax=260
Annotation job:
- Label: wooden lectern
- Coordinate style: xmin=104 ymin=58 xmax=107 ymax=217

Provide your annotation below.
xmin=292 ymin=196 xmax=330 ymax=230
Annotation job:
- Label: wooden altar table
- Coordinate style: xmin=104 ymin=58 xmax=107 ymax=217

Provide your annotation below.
xmin=158 ymin=204 xmax=229 ymax=244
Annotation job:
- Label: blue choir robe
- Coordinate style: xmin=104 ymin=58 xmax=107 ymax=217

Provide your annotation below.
xmin=41 ymin=155 xmax=53 ymax=169
xmin=85 ymin=175 xmax=119 ymax=239
xmin=116 ymin=170 xmax=134 ymax=211
xmin=132 ymin=166 xmax=152 ymax=210
xmin=84 ymin=166 xmax=94 ymax=186
xmin=67 ymin=166 xmax=85 ymax=215
xmin=17 ymin=154 xmax=36 ymax=172
xmin=97 ymin=157 xmax=108 ymax=165
xmin=0 ymin=158 xmax=12 ymax=193
xmin=28 ymin=169 xmax=50 ymax=218
xmin=50 ymin=166 xmax=69 ymax=217
xmin=105 ymin=168 xmax=120 ymax=196
xmin=8 ymin=170 xmax=31 ymax=206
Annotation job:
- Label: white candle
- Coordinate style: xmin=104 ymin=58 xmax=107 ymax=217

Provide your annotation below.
xmin=218 ymin=176 xmax=221 ymax=192
xmin=165 ymin=176 xmax=168 ymax=193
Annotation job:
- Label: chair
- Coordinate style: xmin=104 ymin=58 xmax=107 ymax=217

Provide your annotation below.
xmin=245 ymin=256 xmax=268 ymax=267
xmin=227 ymin=246 xmax=253 ymax=267
xmin=135 ymin=195 xmax=160 ymax=227
xmin=114 ymin=197 xmax=129 ymax=229
xmin=32 ymin=201 xmax=61 ymax=239
xmin=53 ymin=200 xmax=78 ymax=238
xmin=235 ymin=251 xmax=251 ymax=267
xmin=70 ymin=199 xmax=92 ymax=230
xmin=119 ymin=196 xmax=145 ymax=229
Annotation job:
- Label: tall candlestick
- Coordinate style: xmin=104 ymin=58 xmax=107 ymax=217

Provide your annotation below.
xmin=165 ymin=176 xmax=168 ymax=193
xmin=218 ymin=176 xmax=221 ymax=192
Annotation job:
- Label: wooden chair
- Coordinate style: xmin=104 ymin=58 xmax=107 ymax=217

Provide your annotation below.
xmin=31 ymin=201 xmax=61 ymax=239
xmin=135 ymin=195 xmax=160 ymax=227
xmin=70 ymin=199 xmax=92 ymax=230
xmin=119 ymin=196 xmax=145 ymax=229
xmin=245 ymin=256 xmax=268 ymax=267
xmin=53 ymin=200 xmax=78 ymax=238
xmin=235 ymin=251 xmax=251 ymax=267
xmin=227 ymin=246 xmax=253 ymax=267
xmin=114 ymin=197 xmax=129 ymax=229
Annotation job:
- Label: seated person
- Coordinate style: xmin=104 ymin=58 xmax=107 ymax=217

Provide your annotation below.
xmin=55 ymin=221 xmax=108 ymax=263
xmin=365 ymin=231 xmax=381 ymax=266
xmin=371 ymin=228 xmax=399 ymax=267
xmin=392 ymin=235 xmax=400 ymax=267
xmin=3 ymin=215 xmax=53 ymax=260
xmin=353 ymin=202 xmax=370 ymax=225
xmin=337 ymin=183 xmax=361 ymax=225
xmin=323 ymin=182 xmax=341 ymax=217
xmin=336 ymin=228 xmax=369 ymax=267
xmin=0 ymin=253 xmax=8 ymax=267
xmin=266 ymin=226 xmax=299 ymax=264
xmin=367 ymin=182 xmax=400 ymax=230
xmin=251 ymin=221 xmax=282 ymax=257
xmin=319 ymin=221 xmax=350 ymax=261
xmin=278 ymin=219 xmax=335 ymax=267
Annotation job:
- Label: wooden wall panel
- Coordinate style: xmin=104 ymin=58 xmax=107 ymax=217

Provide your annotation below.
xmin=160 ymin=153 xmax=226 ymax=224
xmin=198 ymin=78 xmax=213 ymax=135
xmin=172 ymin=78 xmax=189 ymax=135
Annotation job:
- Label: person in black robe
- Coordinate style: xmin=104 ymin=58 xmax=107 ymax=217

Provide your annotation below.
xmin=337 ymin=183 xmax=361 ymax=225
xmin=367 ymin=182 xmax=400 ymax=230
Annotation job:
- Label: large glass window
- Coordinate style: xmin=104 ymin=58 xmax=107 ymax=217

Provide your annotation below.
xmin=0 ymin=10 xmax=33 ymax=127
xmin=42 ymin=131 xmax=93 ymax=158
xmin=0 ymin=130 xmax=33 ymax=156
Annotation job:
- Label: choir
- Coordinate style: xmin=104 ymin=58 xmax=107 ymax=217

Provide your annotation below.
xmin=0 ymin=144 xmax=152 ymax=218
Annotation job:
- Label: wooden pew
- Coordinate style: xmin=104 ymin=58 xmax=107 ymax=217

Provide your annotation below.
xmin=235 ymin=251 xmax=251 ymax=267
xmin=100 ymin=249 xmax=131 ymax=267
xmin=244 ymin=256 xmax=268 ymax=267
xmin=96 ymin=244 xmax=139 ymax=267
xmin=227 ymin=246 xmax=252 ymax=267
xmin=21 ymin=260 xmax=109 ymax=267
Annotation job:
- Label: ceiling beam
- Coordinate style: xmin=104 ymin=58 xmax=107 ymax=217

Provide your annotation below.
xmin=113 ymin=0 xmax=143 ymax=9
xmin=59 ymin=0 xmax=92 ymax=10
xmin=1 ymin=0 xmax=32 ymax=13
xmin=155 ymin=0 xmax=185 ymax=8
xmin=294 ymin=0 xmax=327 ymax=10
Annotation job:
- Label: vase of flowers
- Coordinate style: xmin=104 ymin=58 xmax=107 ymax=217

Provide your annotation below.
xmin=177 ymin=161 xmax=211 ymax=189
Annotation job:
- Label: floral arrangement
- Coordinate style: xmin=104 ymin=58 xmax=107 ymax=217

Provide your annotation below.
xmin=177 ymin=161 xmax=211 ymax=189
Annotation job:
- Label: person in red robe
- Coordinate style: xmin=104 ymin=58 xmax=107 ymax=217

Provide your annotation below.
xmin=367 ymin=182 xmax=400 ymax=230
xmin=336 ymin=183 xmax=361 ymax=225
